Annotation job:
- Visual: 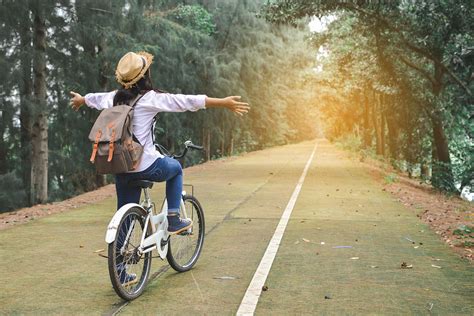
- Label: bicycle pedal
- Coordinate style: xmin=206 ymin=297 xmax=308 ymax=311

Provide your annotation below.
xmin=178 ymin=231 xmax=192 ymax=236
xmin=160 ymin=237 xmax=169 ymax=248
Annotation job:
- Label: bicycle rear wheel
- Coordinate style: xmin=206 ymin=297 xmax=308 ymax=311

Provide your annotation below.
xmin=108 ymin=207 xmax=152 ymax=300
xmin=167 ymin=195 xmax=205 ymax=272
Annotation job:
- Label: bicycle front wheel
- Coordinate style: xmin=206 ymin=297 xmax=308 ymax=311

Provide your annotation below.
xmin=167 ymin=195 xmax=205 ymax=272
xmin=108 ymin=207 xmax=152 ymax=300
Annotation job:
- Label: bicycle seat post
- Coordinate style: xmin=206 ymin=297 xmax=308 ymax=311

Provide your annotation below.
xmin=143 ymin=188 xmax=152 ymax=209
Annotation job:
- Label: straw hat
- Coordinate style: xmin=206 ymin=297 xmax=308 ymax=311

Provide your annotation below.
xmin=115 ymin=51 xmax=154 ymax=89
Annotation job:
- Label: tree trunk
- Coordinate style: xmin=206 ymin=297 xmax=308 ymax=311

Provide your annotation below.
xmin=430 ymin=64 xmax=455 ymax=191
xmin=220 ymin=121 xmax=225 ymax=157
xmin=431 ymin=116 xmax=454 ymax=190
xmin=0 ymin=103 xmax=9 ymax=173
xmin=30 ymin=7 xmax=48 ymax=204
xmin=19 ymin=6 xmax=33 ymax=205
xmin=420 ymin=163 xmax=431 ymax=180
xmin=372 ymin=93 xmax=383 ymax=156
xmin=380 ymin=101 xmax=386 ymax=157
xmin=385 ymin=97 xmax=399 ymax=161
xmin=229 ymin=131 xmax=234 ymax=156
xmin=206 ymin=129 xmax=211 ymax=161
xmin=363 ymin=93 xmax=371 ymax=148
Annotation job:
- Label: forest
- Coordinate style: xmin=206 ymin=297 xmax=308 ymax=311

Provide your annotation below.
xmin=0 ymin=0 xmax=472 ymax=212
xmin=262 ymin=1 xmax=473 ymax=192
xmin=0 ymin=0 xmax=318 ymax=211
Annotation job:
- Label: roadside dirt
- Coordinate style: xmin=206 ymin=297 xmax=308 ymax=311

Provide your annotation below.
xmin=0 ymin=156 xmax=238 ymax=231
xmin=359 ymin=155 xmax=474 ymax=262
xmin=0 ymin=184 xmax=116 ymax=230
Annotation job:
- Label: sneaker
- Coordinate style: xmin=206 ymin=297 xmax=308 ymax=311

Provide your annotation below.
xmin=119 ymin=271 xmax=138 ymax=286
xmin=167 ymin=213 xmax=193 ymax=235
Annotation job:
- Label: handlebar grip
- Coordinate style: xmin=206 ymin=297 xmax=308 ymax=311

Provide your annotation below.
xmin=188 ymin=144 xmax=204 ymax=150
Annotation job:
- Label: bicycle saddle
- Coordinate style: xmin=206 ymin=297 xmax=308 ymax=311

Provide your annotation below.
xmin=128 ymin=179 xmax=154 ymax=189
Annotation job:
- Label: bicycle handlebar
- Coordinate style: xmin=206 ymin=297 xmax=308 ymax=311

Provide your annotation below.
xmin=155 ymin=140 xmax=204 ymax=160
xmin=184 ymin=140 xmax=204 ymax=151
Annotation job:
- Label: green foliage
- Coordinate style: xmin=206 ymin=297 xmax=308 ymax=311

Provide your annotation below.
xmin=262 ymin=0 xmax=473 ymax=193
xmin=453 ymin=225 xmax=473 ymax=237
xmin=384 ymin=173 xmax=398 ymax=184
xmin=167 ymin=4 xmax=216 ymax=35
xmin=0 ymin=0 xmax=318 ymax=211
xmin=334 ymin=134 xmax=362 ymax=152
xmin=0 ymin=172 xmax=27 ymax=212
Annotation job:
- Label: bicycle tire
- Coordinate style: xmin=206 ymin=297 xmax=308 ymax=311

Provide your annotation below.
xmin=108 ymin=206 xmax=152 ymax=300
xmin=167 ymin=195 xmax=205 ymax=272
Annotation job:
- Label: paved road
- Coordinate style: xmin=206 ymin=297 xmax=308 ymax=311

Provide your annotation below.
xmin=1 ymin=140 xmax=472 ymax=315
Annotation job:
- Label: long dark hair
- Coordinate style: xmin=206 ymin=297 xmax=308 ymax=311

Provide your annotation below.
xmin=113 ymin=70 xmax=153 ymax=106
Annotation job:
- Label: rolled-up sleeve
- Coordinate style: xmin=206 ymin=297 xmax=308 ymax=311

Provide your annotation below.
xmin=144 ymin=91 xmax=207 ymax=112
xmin=84 ymin=91 xmax=116 ymax=110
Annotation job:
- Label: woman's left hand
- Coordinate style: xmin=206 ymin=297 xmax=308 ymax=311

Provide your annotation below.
xmin=223 ymin=96 xmax=250 ymax=116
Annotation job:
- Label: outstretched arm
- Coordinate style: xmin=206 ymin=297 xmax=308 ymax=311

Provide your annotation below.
xmin=205 ymin=96 xmax=250 ymax=116
xmin=70 ymin=90 xmax=115 ymax=111
xmin=70 ymin=91 xmax=85 ymax=111
xmin=71 ymin=91 xmax=250 ymax=116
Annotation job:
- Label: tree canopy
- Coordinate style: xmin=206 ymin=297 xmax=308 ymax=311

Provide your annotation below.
xmin=262 ymin=0 xmax=473 ymax=192
xmin=0 ymin=0 xmax=318 ymax=211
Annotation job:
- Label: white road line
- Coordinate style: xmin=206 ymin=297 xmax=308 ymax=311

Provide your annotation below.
xmin=236 ymin=141 xmax=318 ymax=315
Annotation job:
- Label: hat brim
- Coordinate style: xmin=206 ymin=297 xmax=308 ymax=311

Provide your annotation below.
xmin=116 ymin=51 xmax=154 ymax=89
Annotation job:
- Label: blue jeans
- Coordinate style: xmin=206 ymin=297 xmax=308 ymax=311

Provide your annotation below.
xmin=115 ymin=157 xmax=183 ymax=212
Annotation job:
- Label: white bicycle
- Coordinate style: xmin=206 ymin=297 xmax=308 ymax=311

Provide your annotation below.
xmin=105 ymin=141 xmax=205 ymax=300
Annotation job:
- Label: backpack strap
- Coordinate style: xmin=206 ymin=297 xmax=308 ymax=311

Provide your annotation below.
xmin=151 ymin=115 xmax=158 ymax=144
xmin=127 ymin=94 xmax=145 ymax=145
xmin=129 ymin=93 xmax=144 ymax=108
xmin=90 ymin=129 xmax=102 ymax=163
xmin=107 ymin=129 xmax=116 ymax=162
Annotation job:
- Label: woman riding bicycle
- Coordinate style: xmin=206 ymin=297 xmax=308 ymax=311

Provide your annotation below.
xmin=70 ymin=51 xmax=249 ymax=235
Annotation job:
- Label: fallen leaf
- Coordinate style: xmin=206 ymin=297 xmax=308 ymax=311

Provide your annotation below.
xmin=401 ymin=262 xmax=413 ymax=269
xmin=213 ymin=276 xmax=237 ymax=280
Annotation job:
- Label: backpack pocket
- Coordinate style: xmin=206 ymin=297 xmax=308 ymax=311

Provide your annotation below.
xmin=95 ymin=143 xmax=133 ymax=174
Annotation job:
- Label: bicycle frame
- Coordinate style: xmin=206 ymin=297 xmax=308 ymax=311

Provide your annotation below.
xmin=105 ymin=187 xmax=189 ymax=260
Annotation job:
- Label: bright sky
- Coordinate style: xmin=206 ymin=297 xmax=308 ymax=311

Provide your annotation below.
xmin=308 ymin=15 xmax=336 ymax=33
xmin=308 ymin=16 xmax=336 ymax=73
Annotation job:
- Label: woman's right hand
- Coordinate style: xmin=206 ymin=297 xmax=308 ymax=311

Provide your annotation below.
xmin=69 ymin=91 xmax=85 ymax=111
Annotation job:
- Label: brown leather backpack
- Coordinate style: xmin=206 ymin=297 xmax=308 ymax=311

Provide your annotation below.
xmin=88 ymin=94 xmax=144 ymax=174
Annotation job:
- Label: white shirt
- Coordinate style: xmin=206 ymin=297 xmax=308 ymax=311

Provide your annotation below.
xmin=85 ymin=90 xmax=207 ymax=172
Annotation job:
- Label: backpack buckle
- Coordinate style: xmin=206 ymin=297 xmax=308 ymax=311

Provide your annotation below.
xmin=90 ymin=129 xmax=102 ymax=163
